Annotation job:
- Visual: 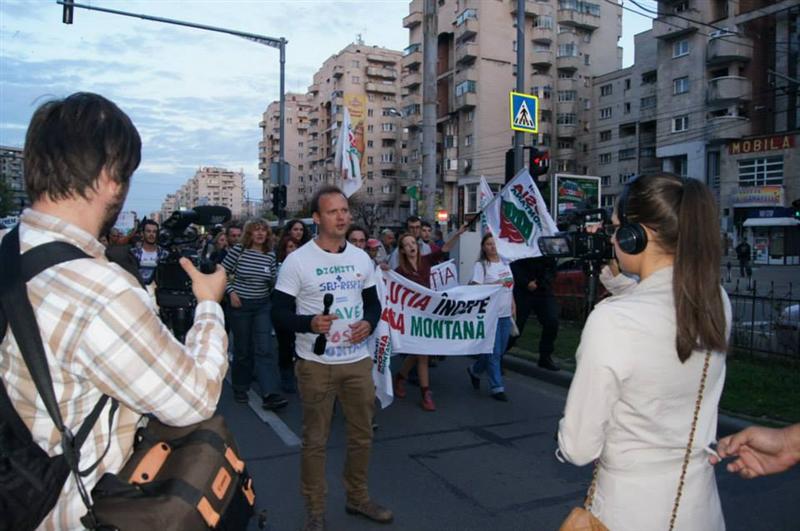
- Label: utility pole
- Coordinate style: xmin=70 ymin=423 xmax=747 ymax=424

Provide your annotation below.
xmin=514 ymin=0 xmax=525 ymax=172
xmin=422 ymin=0 xmax=437 ymax=220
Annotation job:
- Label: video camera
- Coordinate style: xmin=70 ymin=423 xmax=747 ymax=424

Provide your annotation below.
xmin=537 ymin=208 xmax=614 ymax=262
xmin=154 ymin=205 xmax=231 ymax=341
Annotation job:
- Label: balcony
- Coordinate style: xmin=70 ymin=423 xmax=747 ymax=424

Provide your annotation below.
xmin=511 ymin=0 xmax=547 ymax=17
xmin=403 ymin=45 xmax=422 ymax=69
xmin=366 ymin=83 xmax=397 ymax=95
xmin=455 ymin=42 xmax=478 ymax=65
xmin=532 ymin=51 xmax=553 ymax=68
xmin=653 ymin=15 xmax=697 ymax=39
xmin=557 ymin=100 xmax=577 ymax=114
xmin=532 ymin=27 xmax=553 ymax=42
xmin=333 ymin=65 xmax=344 ymax=78
xmin=402 ymin=71 xmax=422 ymax=89
xmin=557 ymin=77 xmax=577 ymax=91
xmin=367 ymin=54 xmax=396 ymax=65
xmin=454 ymin=92 xmax=477 ymax=110
xmin=557 ymin=55 xmax=581 ymax=70
xmin=707 ymin=116 xmax=751 ymax=142
xmin=707 ymin=34 xmax=753 ymax=64
xmin=556 ymin=123 xmax=577 ymax=138
xmin=531 ymin=74 xmax=551 ymax=89
xmin=403 ymin=10 xmax=422 ymax=29
xmin=708 ymin=76 xmax=752 ymax=103
xmin=308 ymin=83 xmax=320 ymax=95
xmin=455 ymin=18 xmax=478 ymax=43
xmin=367 ymin=66 xmax=398 ymax=79
xmin=556 ymin=147 xmax=576 ymax=159
xmin=557 ymin=8 xmax=599 ymax=30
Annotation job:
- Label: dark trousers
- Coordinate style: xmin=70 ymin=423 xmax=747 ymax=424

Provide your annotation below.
xmin=738 ymin=258 xmax=751 ymax=277
xmin=507 ymin=291 xmax=559 ymax=356
xmin=229 ymin=297 xmax=279 ymax=394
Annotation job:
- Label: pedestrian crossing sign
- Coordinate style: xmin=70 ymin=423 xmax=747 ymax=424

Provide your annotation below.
xmin=509 ymin=91 xmax=538 ymax=133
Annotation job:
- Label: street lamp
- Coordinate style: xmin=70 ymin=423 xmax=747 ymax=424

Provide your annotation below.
xmin=56 ymin=1 xmax=288 ymax=217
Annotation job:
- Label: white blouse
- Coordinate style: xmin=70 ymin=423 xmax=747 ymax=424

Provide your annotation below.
xmin=558 ymin=266 xmax=731 ymax=531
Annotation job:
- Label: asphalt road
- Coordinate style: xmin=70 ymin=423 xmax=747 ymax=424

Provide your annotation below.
xmin=219 ymin=356 xmax=800 ymax=531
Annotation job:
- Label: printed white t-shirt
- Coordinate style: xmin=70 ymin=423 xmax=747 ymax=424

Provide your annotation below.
xmin=275 ymin=239 xmax=376 ymax=364
xmin=138 ymin=249 xmax=158 ymax=284
xmin=471 ymin=260 xmax=514 ymax=317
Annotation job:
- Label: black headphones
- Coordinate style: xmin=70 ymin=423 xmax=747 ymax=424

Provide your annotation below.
xmin=615 ymin=177 xmax=648 ymax=255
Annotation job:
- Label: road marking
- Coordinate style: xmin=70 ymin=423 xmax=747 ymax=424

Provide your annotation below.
xmin=226 ymin=375 xmax=301 ymax=447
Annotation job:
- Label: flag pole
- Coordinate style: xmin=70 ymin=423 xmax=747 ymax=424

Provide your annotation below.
xmin=467 ymin=168 xmax=529 ymax=228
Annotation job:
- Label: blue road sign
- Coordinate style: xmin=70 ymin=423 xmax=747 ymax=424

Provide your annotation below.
xmin=509 ymin=91 xmax=539 ymax=133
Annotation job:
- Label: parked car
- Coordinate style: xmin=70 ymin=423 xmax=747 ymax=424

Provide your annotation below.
xmin=775 ymin=303 xmax=799 ymax=355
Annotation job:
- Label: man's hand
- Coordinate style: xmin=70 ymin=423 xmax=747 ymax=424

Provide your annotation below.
xmin=311 ymin=314 xmax=338 ymax=334
xmin=180 ymin=258 xmax=226 ymax=303
xmin=348 ymin=320 xmax=372 ymax=344
xmin=711 ymin=424 xmax=800 ymax=479
xmin=229 ymin=292 xmax=242 ymax=309
xmin=527 ymin=280 xmax=538 ymax=291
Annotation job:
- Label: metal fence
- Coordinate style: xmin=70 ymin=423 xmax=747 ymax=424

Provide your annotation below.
xmin=554 ymin=280 xmax=799 ymax=358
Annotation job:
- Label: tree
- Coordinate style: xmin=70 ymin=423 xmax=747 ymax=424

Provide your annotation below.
xmin=348 ymin=192 xmax=382 ymax=235
xmin=0 ymin=179 xmax=16 ymax=217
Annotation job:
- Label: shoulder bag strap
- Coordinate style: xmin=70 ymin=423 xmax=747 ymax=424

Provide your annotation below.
xmin=668 ymin=350 xmax=712 ymax=531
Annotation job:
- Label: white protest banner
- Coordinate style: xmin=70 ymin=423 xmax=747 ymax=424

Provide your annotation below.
xmin=429 ymin=259 xmax=459 ymax=291
xmin=484 ymin=168 xmax=558 ymax=261
xmin=478 ymin=176 xmax=494 ymax=235
xmin=380 ymin=270 xmax=502 ymax=356
xmin=371 ymin=271 xmax=393 ymax=409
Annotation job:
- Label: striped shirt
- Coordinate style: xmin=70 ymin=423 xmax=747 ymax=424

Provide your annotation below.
xmin=0 ymin=209 xmax=228 ymax=530
xmin=222 ymin=244 xmax=277 ymax=300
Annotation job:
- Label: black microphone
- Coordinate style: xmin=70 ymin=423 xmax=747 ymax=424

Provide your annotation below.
xmin=313 ymin=293 xmax=334 ymax=355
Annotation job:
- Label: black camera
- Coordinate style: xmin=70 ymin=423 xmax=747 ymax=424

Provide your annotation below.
xmin=154 ymin=206 xmax=231 ymax=341
xmin=538 ymin=208 xmax=614 ymax=262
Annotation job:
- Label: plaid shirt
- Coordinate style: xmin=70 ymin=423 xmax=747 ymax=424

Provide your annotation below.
xmin=0 ymin=209 xmax=228 ymax=530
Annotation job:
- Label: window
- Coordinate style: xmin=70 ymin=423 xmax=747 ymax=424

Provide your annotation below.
xmin=557 ymin=139 xmax=574 ymax=149
xmin=602 ymin=194 xmax=616 ymax=208
xmin=641 ymin=70 xmax=657 ymax=85
xmin=641 ymin=95 xmax=657 ymax=109
xmin=367 ymin=156 xmax=374 ymax=164
xmin=381 ymin=152 xmax=394 ymax=163
xmin=367 ymin=124 xmax=374 ymax=132
xmin=738 ymin=156 xmax=784 ymax=186
xmin=455 ymin=8 xmax=478 ymax=26
xmin=585 ymin=54 xmax=591 ymax=65
xmin=466 ymin=110 xmax=475 ymax=122
xmin=619 ymin=148 xmax=636 ymax=160
xmin=534 ymin=15 xmax=554 ymax=29
xmin=624 ymin=79 xmax=631 ymax=90
xmin=558 ymin=70 xmax=574 ymax=79
xmin=367 ymin=109 xmax=374 ymax=117
xmin=601 ymin=175 xmax=611 ymax=186
xmin=624 ymin=102 xmax=631 ymax=114
xmin=465 ymin=134 xmax=473 ymax=146
xmin=599 ymin=130 xmax=612 ymax=142
xmin=352 ymin=60 xmax=360 ymax=68
xmin=599 ymin=153 xmax=612 ymax=165
xmin=557 ymin=43 xmax=578 ymax=57
xmin=455 ymin=80 xmax=477 ymax=96
xmin=540 ymin=110 xmax=552 ymax=123
xmin=600 ymin=84 xmax=613 ymax=97
xmin=465 ymin=183 xmax=479 ymax=213
xmin=556 ymin=113 xmax=577 ymax=125
xmin=640 ymin=146 xmax=656 ymax=158
xmin=558 ymin=90 xmax=577 ymax=102
xmin=673 ymin=39 xmax=689 ymax=58
xmin=672 ymin=115 xmax=689 ymax=132
xmin=534 ymin=42 xmax=551 ymax=52
xmin=558 ymin=0 xmax=601 ymax=17
xmin=381 ymin=123 xmax=395 ymax=132
xmin=367 ymin=140 xmax=374 ymax=148
xmin=352 ymin=76 xmax=360 ymax=83
xmin=673 ymin=76 xmax=689 ymax=94
xmin=600 ymin=107 xmax=612 ymax=119
xmin=367 ymin=171 xmax=374 ymax=180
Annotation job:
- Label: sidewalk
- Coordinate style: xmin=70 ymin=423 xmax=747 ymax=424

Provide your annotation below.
xmin=503 ymin=351 xmax=760 ymax=435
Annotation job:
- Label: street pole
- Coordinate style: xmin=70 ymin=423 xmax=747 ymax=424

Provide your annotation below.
xmin=278 ymin=38 xmax=287 ymax=224
xmin=422 ymin=0 xmax=437 ymax=221
xmin=514 ymin=0 xmax=525 ymax=172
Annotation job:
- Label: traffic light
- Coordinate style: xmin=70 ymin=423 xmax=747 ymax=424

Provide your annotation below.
xmin=793 ymin=198 xmax=800 ymax=220
xmin=530 ymin=148 xmax=550 ymax=177
xmin=62 ymin=0 xmax=75 ymax=24
xmin=271 ymin=185 xmax=287 ymax=217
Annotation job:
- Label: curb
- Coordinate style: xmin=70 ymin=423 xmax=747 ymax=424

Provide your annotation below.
xmin=503 ymin=354 xmax=755 ymax=436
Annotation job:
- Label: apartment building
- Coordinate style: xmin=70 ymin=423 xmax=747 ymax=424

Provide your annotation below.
xmin=258 ymin=93 xmax=311 ymax=215
xmin=589 ymin=0 xmax=798 ymax=263
xmin=402 ymin=0 xmax=622 ymax=222
xmin=260 ymin=43 xmax=409 ymax=225
xmin=160 ymin=167 xmax=246 ymax=220
xmin=0 ymin=145 xmax=27 ymax=212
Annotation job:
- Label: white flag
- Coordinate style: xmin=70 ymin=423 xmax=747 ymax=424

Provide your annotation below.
xmin=334 ymin=107 xmax=363 ymax=197
xmin=371 ymin=272 xmax=393 ymax=409
xmin=478 ymin=176 xmax=494 ymax=235
xmin=484 ymin=168 xmax=558 ymax=261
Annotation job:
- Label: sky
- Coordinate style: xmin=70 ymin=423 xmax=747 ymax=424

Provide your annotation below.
xmin=0 ymin=0 xmax=652 ymax=216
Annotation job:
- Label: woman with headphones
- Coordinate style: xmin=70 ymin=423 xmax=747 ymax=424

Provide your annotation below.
xmin=557 ymin=174 xmax=731 ymax=531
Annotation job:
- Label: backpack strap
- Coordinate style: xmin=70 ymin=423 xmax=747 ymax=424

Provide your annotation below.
xmin=0 ymin=225 xmax=116 ymax=471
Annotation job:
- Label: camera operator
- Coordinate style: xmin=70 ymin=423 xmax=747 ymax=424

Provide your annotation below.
xmin=506 ymin=256 xmax=560 ymax=371
xmin=0 ymin=93 xmax=229 ymax=529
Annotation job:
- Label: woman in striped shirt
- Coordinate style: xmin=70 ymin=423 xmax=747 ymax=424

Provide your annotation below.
xmin=222 ymin=219 xmax=288 ymax=411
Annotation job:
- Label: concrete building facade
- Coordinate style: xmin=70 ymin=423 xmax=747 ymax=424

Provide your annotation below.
xmin=0 ymin=145 xmax=27 ymax=214
xmin=402 ymin=0 xmax=622 ymax=223
xmin=160 ymin=167 xmax=246 ymax=221
xmin=259 ymin=43 xmax=410 ymax=226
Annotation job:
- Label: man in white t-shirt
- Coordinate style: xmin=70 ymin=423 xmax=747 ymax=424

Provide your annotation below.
xmin=272 ymin=185 xmax=390 ymax=531
xmin=131 ymin=219 xmax=168 ymax=285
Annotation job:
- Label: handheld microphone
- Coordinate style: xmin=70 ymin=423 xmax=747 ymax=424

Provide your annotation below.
xmin=313 ymin=293 xmax=334 ymax=355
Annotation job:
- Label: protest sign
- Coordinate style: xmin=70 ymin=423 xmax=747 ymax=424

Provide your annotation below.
xmin=429 ymin=259 xmax=459 ymax=291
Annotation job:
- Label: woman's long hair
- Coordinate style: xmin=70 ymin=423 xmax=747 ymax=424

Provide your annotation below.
xmin=396 ymin=233 xmax=419 ymax=272
xmin=478 ymin=233 xmax=494 ymax=264
xmin=276 ymin=233 xmax=298 ymax=263
xmin=622 ymin=174 xmax=727 ymax=362
xmin=283 ymin=219 xmax=311 ymax=245
xmin=241 ymin=218 xmax=273 ymax=253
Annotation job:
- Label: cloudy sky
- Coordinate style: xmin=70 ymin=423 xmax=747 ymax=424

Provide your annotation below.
xmin=0 ymin=0 xmax=652 ymax=216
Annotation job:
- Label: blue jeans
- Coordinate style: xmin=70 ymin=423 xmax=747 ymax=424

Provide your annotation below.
xmin=471 ymin=316 xmax=512 ymax=394
xmin=229 ymin=297 xmax=280 ymax=395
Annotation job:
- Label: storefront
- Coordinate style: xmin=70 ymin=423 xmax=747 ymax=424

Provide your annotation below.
xmin=740 ymin=207 xmax=800 ymax=265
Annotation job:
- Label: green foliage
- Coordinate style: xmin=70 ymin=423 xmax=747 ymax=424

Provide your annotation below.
xmin=0 ymin=179 xmax=16 ymax=217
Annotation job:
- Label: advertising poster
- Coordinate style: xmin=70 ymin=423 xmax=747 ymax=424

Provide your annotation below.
xmin=343 ymin=93 xmax=366 ymax=173
xmin=552 ymin=174 xmax=601 ymax=218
